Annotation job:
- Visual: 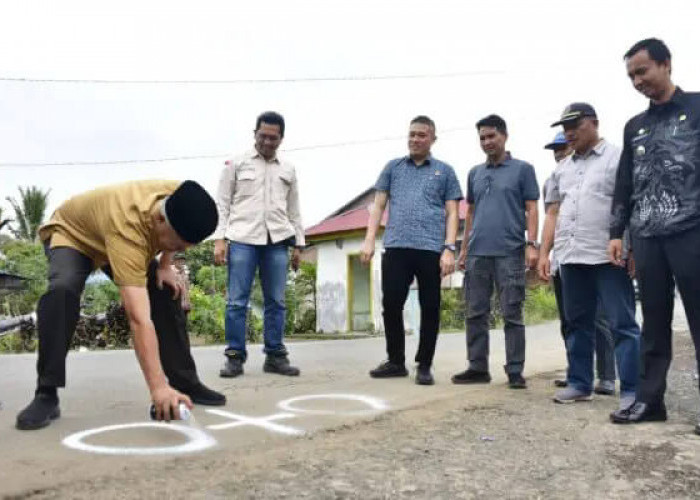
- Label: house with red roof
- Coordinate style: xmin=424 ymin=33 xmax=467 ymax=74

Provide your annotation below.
xmin=305 ymin=189 xmax=467 ymax=333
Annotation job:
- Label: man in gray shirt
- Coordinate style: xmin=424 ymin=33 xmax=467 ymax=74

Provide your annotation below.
xmin=538 ymin=103 xmax=640 ymax=409
xmin=452 ymin=114 xmax=540 ymax=389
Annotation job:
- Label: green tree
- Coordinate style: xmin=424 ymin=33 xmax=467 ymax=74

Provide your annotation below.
xmin=0 ymin=205 xmax=11 ymax=233
xmin=182 ymin=240 xmax=215 ymax=286
xmin=6 ymin=186 xmax=51 ymax=241
xmin=82 ymin=279 xmax=121 ymax=314
xmin=0 ymin=239 xmax=47 ymax=315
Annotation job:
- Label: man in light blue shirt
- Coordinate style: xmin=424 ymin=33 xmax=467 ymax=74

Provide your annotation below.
xmin=361 ymin=116 xmax=463 ymax=385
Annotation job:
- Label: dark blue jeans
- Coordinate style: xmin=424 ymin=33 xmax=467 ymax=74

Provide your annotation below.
xmin=559 ymin=263 xmax=640 ymax=395
xmin=552 ymin=272 xmax=616 ymax=381
xmin=465 ymin=249 xmax=526 ymax=375
xmin=224 ymin=241 xmax=289 ymax=361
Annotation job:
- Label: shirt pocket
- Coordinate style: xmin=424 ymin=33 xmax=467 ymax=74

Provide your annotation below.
xmin=274 ymin=170 xmax=293 ymax=205
xmin=592 ymin=163 xmax=616 ymax=198
xmin=235 ymin=168 xmax=256 ymax=197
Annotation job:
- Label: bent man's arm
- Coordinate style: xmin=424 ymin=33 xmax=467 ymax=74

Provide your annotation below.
xmin=120 ymin=286 xmax=191 ymax=420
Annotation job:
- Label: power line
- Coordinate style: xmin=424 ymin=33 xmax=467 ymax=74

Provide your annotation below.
xmin=0 ymin=71 xmax=504 ymax=85
xmin=0 ymin=127 xmax=470 ymax=168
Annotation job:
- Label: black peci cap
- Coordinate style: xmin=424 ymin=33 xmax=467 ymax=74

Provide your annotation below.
xmin=164 ymin=180 xmax=218 ymax=244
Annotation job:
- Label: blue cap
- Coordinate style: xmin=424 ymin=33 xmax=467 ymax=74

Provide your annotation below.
xmin=544 ymin=132 xmax=567 ymax=150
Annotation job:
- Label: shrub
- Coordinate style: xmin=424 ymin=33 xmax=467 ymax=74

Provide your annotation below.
xmin=82 ymin=279 xmax=120 ymax=315
xmin=0 ymin=239 xmax=47 ymax=315
xmin=188 ymin=285 xmax=226 ymax=343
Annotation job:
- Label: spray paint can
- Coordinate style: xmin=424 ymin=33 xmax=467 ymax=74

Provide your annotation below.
xmin=149 ymin=402 xmax=191 ymax=421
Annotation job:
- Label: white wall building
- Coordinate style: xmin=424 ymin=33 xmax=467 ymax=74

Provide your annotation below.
xmin=305 ymin=189 xmax=466 ymax=334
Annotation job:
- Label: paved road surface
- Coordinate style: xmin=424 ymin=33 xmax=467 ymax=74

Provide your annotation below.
xmin=0 ymin=322 xmax=567 ymax=496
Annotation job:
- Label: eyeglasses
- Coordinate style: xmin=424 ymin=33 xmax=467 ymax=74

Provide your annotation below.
xmin=255 ymin=132 xmax=282 ymax=143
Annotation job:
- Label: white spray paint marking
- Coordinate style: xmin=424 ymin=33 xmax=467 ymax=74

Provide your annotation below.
xmin=277 ymin=393 xmax=388 ymax=416
xmin=62 ymin=422 xmax=217 ymax=456
xmin=205 ymin=409 xmax=303 ymax=436
xmin=62 ymin=393 xmax=389 ymax=455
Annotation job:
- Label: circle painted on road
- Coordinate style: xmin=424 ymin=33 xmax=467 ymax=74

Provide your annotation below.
xmin=277 ymin=394 xmax=388 ymax=416
xmin=62 ymin=422 xmax=217 ymax=455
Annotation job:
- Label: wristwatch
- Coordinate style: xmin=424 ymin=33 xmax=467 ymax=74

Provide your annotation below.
xmin=443 ymin=244 xmax=457 ymax=252
xmin=526 ymin=240 xmax=540 ymax=250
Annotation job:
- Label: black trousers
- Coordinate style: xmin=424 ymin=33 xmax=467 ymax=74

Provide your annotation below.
xmin=633 ymin=224 xmax=700 ymax=404
xmin=381 ymin=248 xmax=441 ymax=366
xmin=36 ymin=246 xmax=201 ymax=391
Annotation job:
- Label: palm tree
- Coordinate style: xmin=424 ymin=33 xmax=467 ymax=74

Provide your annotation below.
xmin=6 ymin=186 xmax=50 ymax=241
xmin=0 ymin=206 xmax=11 ymax=232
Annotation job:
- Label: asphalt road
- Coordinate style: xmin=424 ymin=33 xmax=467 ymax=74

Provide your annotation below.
xmin=0 ymin=321 xmax=568 ymax=497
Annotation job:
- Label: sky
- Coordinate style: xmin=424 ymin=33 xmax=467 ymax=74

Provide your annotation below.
xmin=1 ymin=0 xmax=699 ymax=229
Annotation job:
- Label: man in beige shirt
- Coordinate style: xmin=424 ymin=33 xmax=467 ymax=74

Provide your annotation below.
xmin=214 ymin=111 xmax=305 ymax=378
xmin=16 ymin=180 xmax=225 ymax=431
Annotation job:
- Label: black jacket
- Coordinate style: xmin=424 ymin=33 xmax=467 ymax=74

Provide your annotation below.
xmin=611 ymin=88 xmax=700 ymax=238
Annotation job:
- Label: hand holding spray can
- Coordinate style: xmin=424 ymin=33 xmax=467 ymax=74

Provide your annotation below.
xmin=149 ymin=402 xmax=191 ymax=421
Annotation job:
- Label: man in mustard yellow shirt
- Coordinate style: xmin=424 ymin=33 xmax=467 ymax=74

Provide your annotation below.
xmin=16 ymin=179 xmax=225 ymax=430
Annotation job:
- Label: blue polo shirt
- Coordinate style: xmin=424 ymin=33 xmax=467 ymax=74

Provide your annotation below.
xmin=375 ymin=155 xmax=463 ymax=253
xmin=467 ymin=154 xmax=539 ymax=256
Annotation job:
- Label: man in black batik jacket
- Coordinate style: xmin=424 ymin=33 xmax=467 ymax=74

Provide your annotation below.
xmin=609 ymin=38 xmax=700 ymax=432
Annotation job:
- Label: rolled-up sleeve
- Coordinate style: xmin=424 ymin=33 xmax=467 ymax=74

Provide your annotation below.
xmin=212 ymin=160 xmax=235 ymax=240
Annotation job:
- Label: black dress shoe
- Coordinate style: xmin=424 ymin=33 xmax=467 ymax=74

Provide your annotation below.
xmin=179 ymin=383 xmax=226 ymax=406
xmin=16 ymin=393 xmax=61 ymax=430
xmin=415 ymin=365 xmax=434 ymax=386
xmin=369 ymin=361 xmax=408 ymax=378
xmin=610 ymin=401 xmax=667 ymax=424
xmin=554 ymin=379 xmax=568 ymax=388
xmin=451 ymin=369 xmax=491 ymax=385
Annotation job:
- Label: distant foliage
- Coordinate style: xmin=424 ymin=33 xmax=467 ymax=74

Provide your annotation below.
xmin=183 ymin=240 xmax=215 ymax=285
xmin=6 ymin=186 xmax=50 ymax=241
xmin=0 ymin=239 xmax=47 ymax=315
xmin=82 ymin=280 xmax=121 ymax=315
xmin=195 ymin=265 xmax=227 ymax=295
xmin=188 ymin=285 xmax=226 ymax=343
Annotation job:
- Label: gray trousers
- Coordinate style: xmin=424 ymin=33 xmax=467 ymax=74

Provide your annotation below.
xmin=464 ymin=249 xmax=526 ymax=375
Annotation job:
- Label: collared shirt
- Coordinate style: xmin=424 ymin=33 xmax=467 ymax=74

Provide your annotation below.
xmin=213 ymin=149 xmax=305 ymax=246
xmin=38 ymin=180 xmax=180 ymax=286
xmin=547 ymin=140 xmax=622 ymax=265
xmin=611 ymin=87 xmax=700 ymax=238
xmin=375 ymin=155 xmax=463 ymax=254
xmin=467 ymin=153 xmax=539 ymax=257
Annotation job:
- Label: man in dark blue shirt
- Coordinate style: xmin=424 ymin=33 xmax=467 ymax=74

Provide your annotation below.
xmin=610 ymin=38 xmax=700 ymax=432
xmin=452 ymin=115 xmax=540 ymax=389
